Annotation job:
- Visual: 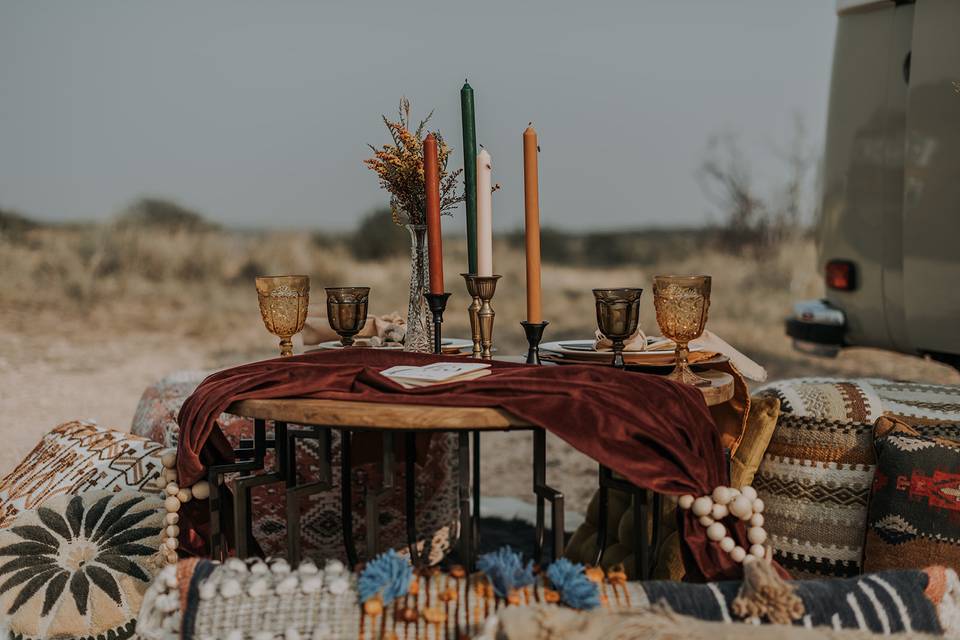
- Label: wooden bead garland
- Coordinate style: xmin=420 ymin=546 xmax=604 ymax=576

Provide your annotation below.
xmin=678 ymin=485 xmax=768 ymax=564
xmin=158 ymin=447 xmax=212 ymax=566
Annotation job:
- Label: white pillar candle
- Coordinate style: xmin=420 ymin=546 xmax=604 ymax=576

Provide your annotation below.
xmin=476 ymin=148 xmax=493 ymax=276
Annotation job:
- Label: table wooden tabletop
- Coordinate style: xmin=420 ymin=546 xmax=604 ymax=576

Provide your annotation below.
xmin=225 ymin=368 xmax=734 ymax=430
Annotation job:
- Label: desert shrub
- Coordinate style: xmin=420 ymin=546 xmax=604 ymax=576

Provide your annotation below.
xmin=113 ymin=197 xmax=219 ymax=232
xmin=348 ymin=208 xmax=408 ymax=260
xmin=0 ymin=207 xmax=40 ymax=244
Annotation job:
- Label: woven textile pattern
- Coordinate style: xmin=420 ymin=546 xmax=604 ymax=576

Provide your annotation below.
xmin=131 ymin=372 xmax=458 ymax=564
xmin=865 ymin=419 xmax=960 ymax=573
xmin=0 ymin=420 xmax=166 ymax=530
xmin=139 ymin=558 xmax=960 ymax=639
xmin=754 ymin=378 xmax=960 ymax=579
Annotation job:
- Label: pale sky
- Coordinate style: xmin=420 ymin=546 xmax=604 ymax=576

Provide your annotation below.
xmin=0 ymin=0 xmax=836 ymax=231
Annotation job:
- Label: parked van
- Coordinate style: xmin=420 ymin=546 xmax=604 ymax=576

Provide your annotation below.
xmin=788 ymin=0 xmax=960 ymax=369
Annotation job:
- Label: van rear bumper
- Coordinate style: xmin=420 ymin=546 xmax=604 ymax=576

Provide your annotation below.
xmin=786 ymin=299 xmax=846 ymax=356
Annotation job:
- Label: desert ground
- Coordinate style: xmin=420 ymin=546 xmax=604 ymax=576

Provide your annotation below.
xmin=2 ymin=219 xmax=958 ymax=516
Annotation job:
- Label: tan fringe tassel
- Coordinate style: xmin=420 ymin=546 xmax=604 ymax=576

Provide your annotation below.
xmin=732 ymin=555 xmax=804 ymax=624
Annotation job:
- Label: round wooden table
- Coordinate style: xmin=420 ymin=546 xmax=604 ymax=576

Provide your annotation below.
xmin=212 ymin=368 xmax=735 ymax=576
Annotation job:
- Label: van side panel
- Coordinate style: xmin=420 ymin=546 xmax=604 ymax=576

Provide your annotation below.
xmin=819 ymin=6 xmax=901 ymax=349
xmin=903 ymin=0 xmax=960 ymax=356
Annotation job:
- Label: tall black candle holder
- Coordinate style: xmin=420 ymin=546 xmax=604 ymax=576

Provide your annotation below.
xmin=424 ymin=292 xmax=452 ymax=355
xmin=520 ymin=320 xmax=549 ymax=365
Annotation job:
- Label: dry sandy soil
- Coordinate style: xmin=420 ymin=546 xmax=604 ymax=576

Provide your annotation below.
xmin=2 ymin=229 xmax=958 ymax=518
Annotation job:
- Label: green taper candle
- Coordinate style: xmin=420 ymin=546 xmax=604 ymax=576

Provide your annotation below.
xmin=461 ymin=80 xmax=478 ymax=274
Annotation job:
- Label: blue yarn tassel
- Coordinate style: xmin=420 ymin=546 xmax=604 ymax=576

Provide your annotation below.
xmin=477 ymin=546 xmax=535 ymax=598
xmin=358 ymin=549 xmax=413 ymax=605
xmin=545 ymin=558 xmax=600 ymax=610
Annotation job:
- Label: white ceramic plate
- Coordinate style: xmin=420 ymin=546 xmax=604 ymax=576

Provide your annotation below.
xmin=314 ymin=338 xmax=473 ymax=353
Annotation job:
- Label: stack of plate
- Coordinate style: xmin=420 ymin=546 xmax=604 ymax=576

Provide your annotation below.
xmin=539 ymin=338 xmax=727 ymax=368
xmin=312 ymin=338 xmax=473 ymax=354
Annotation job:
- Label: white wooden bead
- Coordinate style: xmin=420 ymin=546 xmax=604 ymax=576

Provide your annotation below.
xmin=165 ymin=537 xmax=179 ymax=550
xmin=752 ymin=498 xmax=765 ymax=514
xmin=740 ymin=486 xmax=758 ymax=501
xmin=747 ymin=526 xmax=767 ymax=545
xmin=177 ymin=488 xmax=192 ymax=504
xmin=692 ymin=496 xmax=713 ymax=517
xmin=166 ymin=525 xmax=180 ymax=538
xmin=730 ymin=496 xmax=752 ymax=520
xmin=191 ymin=481 xmax=211 ymax=500
xmin=730 ymin=546 xmax=746 ymax=563
xmin=712 ymin=486 xmax=732 ymax=505
xmin=749 ymin=544 xmax=766 ymax=559
xmin=711 ymin=503 xmax=729 ymax=520
xmin=720 ymin=536 xmax=736 ymax=553
xmin=165 ymin=483 xmax=180 ymax=497
xmin=750 ymin=513 xmax=764 ymax=528
xmin=161 ymin=450 xmax=177 ymax=469
xmin=678 ymin=495 xmax=695 ymax=510
xmin=706 ymin=522 xmax=727 ymax=542
xmin=165 ymin=512 xmax=179 ymax=526
xmin=164 ymin=496 xmax=181 ymax=513
xmin=699 ymin=515 xmax=715 ymax=527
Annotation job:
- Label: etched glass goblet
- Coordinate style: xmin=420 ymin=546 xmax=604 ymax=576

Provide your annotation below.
xmin=255 ymin=275 xmax=310 ymax=357
xmin=653 ymin=275 xmax=712 ymax=386
xmin=593 ymin=288 xmax=643 ymax=368
xmin=325 ymin=287 xmax=370 ymax=347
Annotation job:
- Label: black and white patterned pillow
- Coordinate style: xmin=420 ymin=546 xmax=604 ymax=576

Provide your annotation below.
xmin=0 ymin=491 xmax=164 ymax=640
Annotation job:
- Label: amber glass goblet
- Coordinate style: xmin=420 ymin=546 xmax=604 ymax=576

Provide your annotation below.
xmin=593 ymin=288 xmax=643 ymax=368
xmin=325 ymin=287 xmax=370 ymax=347
xmin=255 ymin=275 xmax=310 ymax=357
xmin=653 ymin=275 xmax=712 ymax=386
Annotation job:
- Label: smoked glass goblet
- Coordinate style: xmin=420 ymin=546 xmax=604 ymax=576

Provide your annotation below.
xmin=325 ymin=287 xmax=370 ymax=347
xmin=593 ymin=288 xmax=643 ymax=368
xmin=653 ymin=275 xmax=712 ymax=386
xmin=255 ymin=275 xmax=310 ymax=357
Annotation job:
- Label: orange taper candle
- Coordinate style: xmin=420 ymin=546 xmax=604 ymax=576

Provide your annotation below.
xmin=523 ymin=125 xmax=543 ymax=323
xmin=424 ymin=133 xmax=444 ymax=294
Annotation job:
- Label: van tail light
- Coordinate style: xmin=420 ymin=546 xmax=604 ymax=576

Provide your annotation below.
xmin=826 ymin=260 xmax=857 ymax=291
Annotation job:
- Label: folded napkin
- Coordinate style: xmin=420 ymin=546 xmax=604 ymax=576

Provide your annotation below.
xmin=594 ymin=328 xmax=766 ymax=382
xmin=302 ymin=310 xmax=406 ymax=346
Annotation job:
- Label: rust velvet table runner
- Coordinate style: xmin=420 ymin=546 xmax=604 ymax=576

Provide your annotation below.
xmin=177 ymin=349 xmax=755 ymax=581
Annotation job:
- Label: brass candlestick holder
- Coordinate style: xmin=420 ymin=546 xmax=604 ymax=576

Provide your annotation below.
xmin=520 ymin=320 xmax=549 ymax=365
xmin=463 ymin=274 xmax=501 ymax=359
xmin=461 ymin=273 xmax=483 ymax=358
xmin=424 ymin=292 xmax=451 ymax=355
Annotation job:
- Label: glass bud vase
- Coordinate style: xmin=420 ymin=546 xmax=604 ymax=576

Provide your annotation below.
xmin=403 ymin=223 xmax=433 ymax=353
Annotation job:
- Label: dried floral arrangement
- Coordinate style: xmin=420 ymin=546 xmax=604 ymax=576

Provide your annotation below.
xmin=364 ymin=98 xmax=464 ymax=226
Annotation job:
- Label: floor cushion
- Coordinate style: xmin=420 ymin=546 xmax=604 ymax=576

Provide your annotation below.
xmin=864 ymin=417 xmax=960 ymax=573
xmin=754 ymin=378 xmax=960 ymax=579
xmin=131 ymin=371 xmax=459 ymax=564
xmin=0 ymin=420 xmax=166 ymax=530
xmin=0 ymin=490 xmax=164 ymax=640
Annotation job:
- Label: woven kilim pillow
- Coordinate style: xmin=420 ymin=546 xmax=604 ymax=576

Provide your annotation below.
xmin=0 ymin=491 xmax=164 ymax=640
xmin=0 ymin=420 xmax=166 ymax=530
xmin=864 ymin=417 xmax=960 ymax=573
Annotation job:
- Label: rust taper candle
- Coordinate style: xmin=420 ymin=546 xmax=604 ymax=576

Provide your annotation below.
xmin=424 ymin=133 xmax=444 ymax=295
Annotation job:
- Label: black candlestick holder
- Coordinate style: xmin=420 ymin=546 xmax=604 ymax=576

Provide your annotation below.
xmin=424 ymin=292 xmax=452 ymax=355
xmin=521 ymin=320 xmax=549 ymax=365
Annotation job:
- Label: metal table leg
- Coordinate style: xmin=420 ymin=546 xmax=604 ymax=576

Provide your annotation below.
xmin=457 ymin=431 xmax=472 ymax=569
xmin=339 ymin=429 xmax=359 ymax=568
xmin=472 ymin=431 xmax=480 ymax=561
xmin=533 ymin=428 xmax=565 ymax=564
xmin=594 ymin=465 xmax=661 ymax=579
xmin=208 ymin=419 xmax=271 ymax=560
xmin=232 ymin=422 xmax=290 ymax=559
xmin=404 ymin=432 xmax=420 ymax=565
xmin=284 ymin=428 xmax=333 ymax=565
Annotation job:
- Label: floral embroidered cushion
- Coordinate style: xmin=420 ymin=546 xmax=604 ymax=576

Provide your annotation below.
xmin=0 ymin=491 xmax=164 ymax=640
xmin=0 ymin=421 xmax=166 ymax=530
